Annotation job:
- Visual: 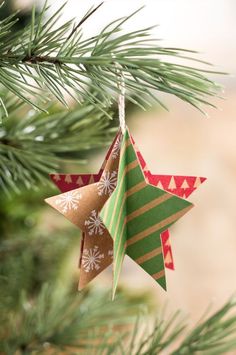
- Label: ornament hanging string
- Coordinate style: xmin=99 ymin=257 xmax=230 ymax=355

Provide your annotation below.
xmin=113 ymin=55 xmax=126 ymax=134
xmin=117 ymin=70 xmax=126 ymax=134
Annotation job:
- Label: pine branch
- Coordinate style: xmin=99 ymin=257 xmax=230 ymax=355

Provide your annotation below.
xmin=0 ymin=94 xmax=116 ymax=195
xmin=125 ymin=298 xmax=236 ymax=355
xmin=0 ymin=283 xmax=140 ymax=354
xmin=2 ymin=279 xmax=236 ymax=355
xmin=0 ymin=1 xmax=223 ymax=117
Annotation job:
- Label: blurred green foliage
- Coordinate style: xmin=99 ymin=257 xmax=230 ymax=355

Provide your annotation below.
xmin=0 ymin=187 xmax=77 ymax=308
xmin=0 ymin=0 xmax=37 ymax=29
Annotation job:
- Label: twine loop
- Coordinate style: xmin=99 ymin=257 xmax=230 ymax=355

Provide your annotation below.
xmin=112 ymin=54 xmax=126 ymax=134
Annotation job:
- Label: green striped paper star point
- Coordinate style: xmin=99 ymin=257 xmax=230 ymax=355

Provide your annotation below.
xmin=100 ymin=128 xmax=193 ymax=298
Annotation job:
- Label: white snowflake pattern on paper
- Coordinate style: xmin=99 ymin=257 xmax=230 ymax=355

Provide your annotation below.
xmin=55 ymin=190 xmax=82 ymax=213
xmin=108 ymin=250 xmax=113 ymax=259
xmin=82 ymin=246 xmax=104 ymax=273
xmin=97 ymin=171 xmax=117 ymax=196
xmin=84 ymin=210 xmax=105 ymax=236
xmin=112 ymin=135 xmax=122 ymax=159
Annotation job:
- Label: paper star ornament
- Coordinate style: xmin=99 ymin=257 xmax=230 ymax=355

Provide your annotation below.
xmin=46 ymin=127 xmax=202 ymax=297
xmin=50 ymin=134 xmax=205 ymax=274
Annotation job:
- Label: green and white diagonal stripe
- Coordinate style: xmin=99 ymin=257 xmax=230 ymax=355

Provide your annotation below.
xmin=100 ymin=128 xmax=193 ymax=298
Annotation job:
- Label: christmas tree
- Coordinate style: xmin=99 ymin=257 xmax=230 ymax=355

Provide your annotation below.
xmin=1 ymin=2 xmax=236 ymax=354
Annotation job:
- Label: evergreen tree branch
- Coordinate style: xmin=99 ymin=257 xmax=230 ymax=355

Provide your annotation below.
xmin=0 ymin=95 xmax=116 ymax=195
xmin=2 ymin=279 xmax=236 ymax=355
xmin=125 ymin=298 xmax=236 ymax=355
xmin=0 ymin=1 xmax=223 ymax=117
xmin=0 ymin=283 xmax=143 ymax=354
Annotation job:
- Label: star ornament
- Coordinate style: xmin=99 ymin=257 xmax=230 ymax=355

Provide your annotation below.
xmin=50 ymin=137 xmax=206 ymax=274
xmin=45 ymin=128 xmax=203 ymax=297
